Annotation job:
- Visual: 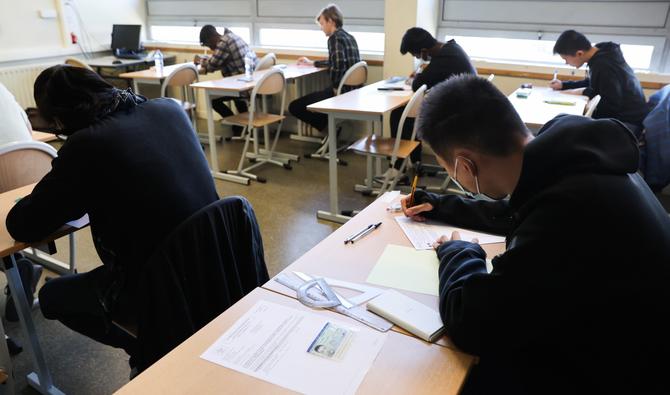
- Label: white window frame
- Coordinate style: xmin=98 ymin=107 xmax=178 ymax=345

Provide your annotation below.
xmin=146 ymin=0 xmax=384 ymax=53
xmin=437 ymin=0 xmax=670 ymax=73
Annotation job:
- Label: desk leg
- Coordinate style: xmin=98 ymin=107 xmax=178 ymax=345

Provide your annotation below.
xmin=2 ymin=256 xmax=64 ymax=395
xmin=204 ymin=91 xmax=249 ymax=185
xmin=132 ymin=80 xmax=139 ymax=95
xmin=317 ymin=114 xmax=350 ymax=224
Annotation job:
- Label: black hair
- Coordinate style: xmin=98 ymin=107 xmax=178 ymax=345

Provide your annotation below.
xmin=400 ymin=27 xmax=437 ymax=55
xmin=417 ymin=74 xmax=528 ymax=160
xmin=34 ymin=65 xmax=120 ymax=135
xmin=553 ymin=30 xmax=592 ymax=56
xmin=199 ymin=25 xmax=220 ymax=45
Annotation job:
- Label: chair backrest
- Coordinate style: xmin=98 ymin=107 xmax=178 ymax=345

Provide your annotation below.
xmin=255 ymin=53 xmax=277 ymax=71
xmin=0 ymin=141 xmax=57 ymax=193
xmin=584 ymin=95 xmax=601 ymax=118
xmin=336 ymin=61 xmax=368 ymax=96
xmin=136 ymin=196 xmax=268 ymax=371
xmin=251 ymin=68 xmax=285 ymax=98
xmin=64 ymin=57 xmax=94 ymax=72
xmin=396 ymin=84 xmax=428 ymax=144
xmin=248 ymin=68 xmax=286 ymax=120
xmin=160 ymin=63 xmax=199 ymax=97
xmin=487 ymin=74 xmax=495 ymax=82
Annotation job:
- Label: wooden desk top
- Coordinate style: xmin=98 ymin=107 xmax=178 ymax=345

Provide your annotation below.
xmin=116 ymin=288 xmax=474 ymax=395
xmin=191 ymin=64 xmax=325 ymax=92
xmin=1 ymin=184 xmax=37 ymax=257
xmin=307 ymin=80 xmax=413 ymax=116
xmin=1 ymin=184 xmax=85 ymax=258
xmin=119 ymin=62 xmax=193 ymax=80
xmin=262 ymin=194 xmax=505 ymax=347
xmin=31 ymin=131 xmax=57 ymax=143
xmin=508 ymin=87 xmax=588 ymax=128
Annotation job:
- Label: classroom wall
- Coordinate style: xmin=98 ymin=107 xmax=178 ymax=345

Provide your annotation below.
xmin=0 ymin=0 xmax=146 ymax=63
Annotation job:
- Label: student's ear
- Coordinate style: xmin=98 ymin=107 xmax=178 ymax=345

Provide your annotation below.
xmin=575 ymin=50 xmax=584 ymax=59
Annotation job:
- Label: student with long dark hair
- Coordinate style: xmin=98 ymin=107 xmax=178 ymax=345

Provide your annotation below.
xmin=6 ymin=65 xmax=219 ymax=370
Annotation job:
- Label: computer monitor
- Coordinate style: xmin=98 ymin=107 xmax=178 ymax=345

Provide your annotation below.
xmin=111 ymin=24 xmax=142 ymax=52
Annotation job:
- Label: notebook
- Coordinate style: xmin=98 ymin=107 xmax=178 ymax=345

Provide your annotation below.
xmin=366 ymin=289 xmax=445 ymax=342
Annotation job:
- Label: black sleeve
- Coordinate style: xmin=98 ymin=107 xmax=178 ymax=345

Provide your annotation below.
xmin=6 ymin=135 xmax=90 ymax=242
xmin=589 ymin=65 xmax=623 ymax=118
xmin=412 ymin=64 xmax=435 ymax=91
xmin=436 ymin=189 xmax=578 ymax=355
xmin=561 ymin=78 xmax=590 ymax=91
xmin=412 ymin=189 xmax=513 ymax=235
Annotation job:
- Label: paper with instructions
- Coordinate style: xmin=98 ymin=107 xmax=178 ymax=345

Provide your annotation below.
xmin=394 ymin=216 xmax=505 ymax=250
xmin=200 ymin=300 xmax=386 ymax=395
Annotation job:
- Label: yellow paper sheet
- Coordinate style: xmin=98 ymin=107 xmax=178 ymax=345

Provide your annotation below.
xmin=366 ymin=244 xmax=439 ymax=296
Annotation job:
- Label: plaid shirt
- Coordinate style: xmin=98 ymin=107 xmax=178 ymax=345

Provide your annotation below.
xmin=325 ymin=28 xmax=361 ymax=91
xmin=203 ymin=29 xmax=256 ymax=77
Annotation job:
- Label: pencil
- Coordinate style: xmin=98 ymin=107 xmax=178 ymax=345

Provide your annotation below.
xmin=408 ymin=175 xmax=419 ymax=208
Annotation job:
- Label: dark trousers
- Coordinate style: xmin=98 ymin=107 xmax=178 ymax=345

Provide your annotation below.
xmin=390 ymin=106 xmax=422 ymax=167
xmin=288 ymin=88 xmax=334 ymax=132
xmin=39 ymin=265 xmax=137 ymax=358
xmin=212 ymin=98 xmax=248 ymax=135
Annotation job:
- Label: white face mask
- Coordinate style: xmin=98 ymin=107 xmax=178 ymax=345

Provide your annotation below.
xmin=451 ymin=157 xmax=509 ymax=202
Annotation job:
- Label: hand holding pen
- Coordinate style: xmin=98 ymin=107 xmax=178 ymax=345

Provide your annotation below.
xmin=344 ymin=222 xmax=382 ymax=244
xmin=549 ymin=69 xmax=562 ymax=90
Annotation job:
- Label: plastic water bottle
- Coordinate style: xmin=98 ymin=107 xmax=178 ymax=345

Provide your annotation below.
xmin=244 ymin=52 xmax=254 ymax=80
xmin=154 ymin=49 xmax=164 ymax=75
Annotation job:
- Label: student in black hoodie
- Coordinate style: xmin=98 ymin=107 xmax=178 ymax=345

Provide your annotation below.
xmin=385 ymin=28 xmax=476 ymax=177
xmin=550 ymin=30 xmax=649 ymax=137
xmin=6 ymin=65 xmax=219 ymax=365
xmin=402 ymin=75 xmax=670 ymax=394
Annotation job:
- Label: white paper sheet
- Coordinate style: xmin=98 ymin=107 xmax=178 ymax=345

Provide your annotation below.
xmin=66 ymin=214 xmax=89 ymax=229
xmin=201 ymin=301 xmax=387 ymax=395
xmin=395 ymin=216 xmax=505 ymax=250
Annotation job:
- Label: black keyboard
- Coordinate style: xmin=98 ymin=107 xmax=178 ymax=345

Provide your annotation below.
xmin=115 ymin=53 xmax=146 ymax=60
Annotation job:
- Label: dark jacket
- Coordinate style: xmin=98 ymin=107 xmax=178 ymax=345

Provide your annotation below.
xmin=137 ymin=196 xmax=268 ymax=371
xmin=561 ymin=42 xmax=649 ymax=129
xmin=412 ymin=39 xmax=476 ymax=91
xmin=6 ymin=97 xmax=219 ymax=282
xmin=413 ymin=115 xmax=670 ymax=394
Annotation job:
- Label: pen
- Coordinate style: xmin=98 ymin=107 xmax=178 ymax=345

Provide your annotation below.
xmin=349 ymin=222 xmax=382 ymax=244
xmin=552 ymin=69 xmax=558 ymax=81
xmin=408 ymin=175 xmax=419 ymax=208
xmin=544 ymin=100 xmax=576 ymax=106
xmin=344 ymin=222 xmax=382 ymax=244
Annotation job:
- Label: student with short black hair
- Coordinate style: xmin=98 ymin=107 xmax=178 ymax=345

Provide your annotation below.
xmin=550 ymin=30 xmax=648 ymax=137
xmin=288 ymin=4 xmax=361 ymax=132
xmin=387 ymin=28 xmax=476 ymax=175
xmin=7 ymin=65 xmax=220 ymax=369
xmin=403 ymin=75 xmax=670 ymax=394
xmin=195 ymin=24 xmax=256 ymax=135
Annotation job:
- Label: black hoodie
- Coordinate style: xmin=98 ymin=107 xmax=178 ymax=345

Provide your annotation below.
xmin=562 ymin=42 xmax=649 ymax=131
xmin=412 ymin=115 xmax=670 ymax=394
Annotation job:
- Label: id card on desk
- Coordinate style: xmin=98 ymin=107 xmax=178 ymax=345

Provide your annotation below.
xmin=201 ymin=301 xmax=386 ymax=395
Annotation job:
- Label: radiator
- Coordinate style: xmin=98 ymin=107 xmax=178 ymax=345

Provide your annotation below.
xmin=0 ymin=63 xmax=53 ymax=109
